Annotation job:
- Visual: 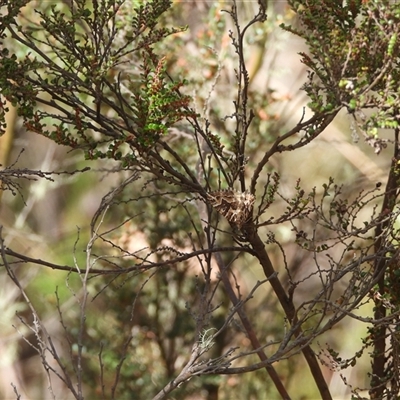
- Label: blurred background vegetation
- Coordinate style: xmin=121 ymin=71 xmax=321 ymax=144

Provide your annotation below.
xmin=0 ymin=1 xmax=393 ymax=399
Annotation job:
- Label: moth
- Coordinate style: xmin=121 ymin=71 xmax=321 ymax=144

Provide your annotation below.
xmin=207 ymin=189 xmax=255 ymax=228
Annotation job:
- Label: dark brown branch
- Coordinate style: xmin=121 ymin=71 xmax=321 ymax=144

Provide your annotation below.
xmin=250 ymin=111 xmax=338 ymax=195
xmin=214 ymin=252 xmax=291 ymax=400
xmin=244 ymin=222 xmax=332 ymax=400
xmin=370 ymin=126 xmax=400 ymax=398
xmin=2 ymin=245 xmax=251 ymax=275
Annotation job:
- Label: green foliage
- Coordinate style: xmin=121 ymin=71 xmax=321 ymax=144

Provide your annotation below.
xmin=283 ymin=0 xmax=400 ymax=149
xmin=0 ymin=0 xmax=191 ymax=162
xmin=132 ymin=49 xmax=195 ymax=149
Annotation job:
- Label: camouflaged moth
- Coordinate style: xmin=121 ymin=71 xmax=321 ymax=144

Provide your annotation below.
xmin=207 ymin=189 xmax=255 ymax=228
